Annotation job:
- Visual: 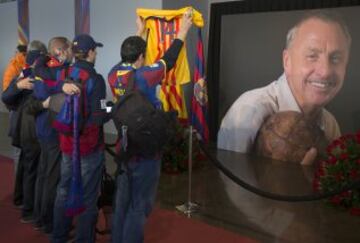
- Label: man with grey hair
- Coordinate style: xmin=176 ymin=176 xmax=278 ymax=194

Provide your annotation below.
xmin=47 ymin=36 xmax=73 ymax=64
xmin=31 ymin=36 xmax=73 ymax=234
xmin=28 ymin=40 xmax=48 ymax=54
xmin=217 ymin=9 xmax=351 ymax=165
xmin=216 ymin=9 xmax=352 ymax=237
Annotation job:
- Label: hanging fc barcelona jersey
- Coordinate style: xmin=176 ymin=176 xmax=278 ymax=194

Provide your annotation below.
xmin=137 ymin=7 xmax=204 ymax=121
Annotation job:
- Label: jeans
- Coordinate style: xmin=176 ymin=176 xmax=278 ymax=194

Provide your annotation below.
xmin=51 ymin=150 xmax=104 ymax=243
xmin=111 ymin=157 xmax=161 ymax=243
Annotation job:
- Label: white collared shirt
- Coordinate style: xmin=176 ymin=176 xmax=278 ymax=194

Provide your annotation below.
xmin=217 ymin=73 xmax=340 ymax=153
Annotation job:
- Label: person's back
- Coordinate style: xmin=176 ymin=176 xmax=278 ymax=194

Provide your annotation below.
xmin=108 ymin=10 xmax=193 ymax=243
xmin=55 ymin=62 xmax=108 ymax=155
xmin=51 ymin=34 xmax=109 ymax=243
xmin=110 ymin=58 xmax=165 ymax=108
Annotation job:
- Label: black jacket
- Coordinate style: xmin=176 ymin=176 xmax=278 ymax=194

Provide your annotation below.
xmin=2 ymin=77 xmax=40 ymax=149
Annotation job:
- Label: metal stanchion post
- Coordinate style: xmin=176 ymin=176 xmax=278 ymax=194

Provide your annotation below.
xmin=176 ymin=125 xmax=199 ymax=217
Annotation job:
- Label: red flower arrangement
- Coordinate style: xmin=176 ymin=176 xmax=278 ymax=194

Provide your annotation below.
xmin=161 ymin=123 xmax=206 ymax=174
xmin=313 ymin=131 xmax=360 ymax=216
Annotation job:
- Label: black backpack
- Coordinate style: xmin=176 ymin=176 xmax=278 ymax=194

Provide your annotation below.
xmin=111 ymin=71 xmax=177 ymax=160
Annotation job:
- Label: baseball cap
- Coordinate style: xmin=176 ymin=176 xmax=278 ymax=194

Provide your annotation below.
xmin=72 ymin=34 xmax=103 ymax=53
xmin=26 ymin=50 xmax=42 ymax=65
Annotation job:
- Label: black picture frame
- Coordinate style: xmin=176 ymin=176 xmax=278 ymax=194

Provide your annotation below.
xmin=207 ymin=0 xmax=360 ymax=142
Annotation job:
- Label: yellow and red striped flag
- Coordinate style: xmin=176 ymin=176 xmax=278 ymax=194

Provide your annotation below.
xmin=137 ymin=7 xmax=204 ymax=122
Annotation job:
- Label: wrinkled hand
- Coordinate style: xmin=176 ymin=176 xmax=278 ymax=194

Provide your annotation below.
xmin=300 ymin=147 xmax=317 ymax=166
xmin=136 ymin=16 xmax=145 ymax=36
xmin=62 ymin=83 xmax=81 ymax=95
xmin=42 ymin=97 xmax=50 ymax=108
xmin=16 ymin=77 xmax=34 ymax=90
xmin=177 ymin=8 xmax=193 ymax=41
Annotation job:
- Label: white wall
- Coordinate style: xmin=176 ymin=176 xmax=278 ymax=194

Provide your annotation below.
xmin=29 ymin=0 xmax=74 ymax=44
xmin=0 ymin=0 xmax=162 ymax=133
xmin=0 ymin=1 xmax=18 ymax=112
xmin=92 ymin=0 xmax=162 ymax=79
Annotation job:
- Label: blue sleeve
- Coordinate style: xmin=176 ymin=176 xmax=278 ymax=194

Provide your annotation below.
xmin=48 ymin=74 xmax=65 ymax=95
xmin=34 ymin=58 xmax=67 ymax=94
xmin=32 ymin=80 xmax=49 ymax=100
xmin=34 ymin=56 xmax=58 ymax=80
xmin=34 ymin=62 xmax=59 ymax=80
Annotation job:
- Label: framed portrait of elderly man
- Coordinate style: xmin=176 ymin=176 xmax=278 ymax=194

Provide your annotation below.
xmin=206 ymin=3 xmax=360 ymax=243
xmin=208 ymin=1 xmax=360 ymax=151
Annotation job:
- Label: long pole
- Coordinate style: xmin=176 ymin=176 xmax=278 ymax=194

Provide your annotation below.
xmin=176 ymin=125 xmax=198 ymax=217
xmin=187 ymin=125 xmax=193 ymax=205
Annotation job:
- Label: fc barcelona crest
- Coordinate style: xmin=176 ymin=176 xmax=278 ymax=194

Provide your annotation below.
xmin=194 ymin=78 xmax=208 ymax=106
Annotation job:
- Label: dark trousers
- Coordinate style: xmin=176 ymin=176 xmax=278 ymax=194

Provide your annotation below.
xmin=40 ymin=142 xmax=61 ymax=231
xmin=21 ymin=144 xmax=41 ymax=218
xmin=13 ymin=150 xmax=24 ymax=206
xmin=33 ymin=143 xmax=48 ymax=224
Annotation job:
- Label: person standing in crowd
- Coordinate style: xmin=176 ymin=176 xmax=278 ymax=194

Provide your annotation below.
xmin=30 ymin=36 xmax=73 ymax=234
xmin=50 ymin=34 xmax=109 ymax=243
xmin=107 ymin=10 xmax=193 ymax=243
xmin=2 ymin=44 xmax=27 ymax=185
xmin=2 ymin=40 xmax=48 ymax=222
xmin=2 ymin=44 xmax=27 ymax=91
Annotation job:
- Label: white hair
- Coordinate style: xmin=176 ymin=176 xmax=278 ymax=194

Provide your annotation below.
xmin=285 ymin=9 xmax=352 ymax=50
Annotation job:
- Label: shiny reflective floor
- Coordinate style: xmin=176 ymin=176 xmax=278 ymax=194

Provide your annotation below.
xmin=1 ymin=112 xmax=359 ymax=243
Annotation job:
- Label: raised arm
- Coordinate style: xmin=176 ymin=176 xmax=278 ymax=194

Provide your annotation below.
xmin=136 ymin=16 xmax=145 ymax=37
xmin=161 ymin=9 xmax=193 ymax=70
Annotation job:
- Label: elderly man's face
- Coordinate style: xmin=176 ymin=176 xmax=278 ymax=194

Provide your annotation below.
xmin=55 ymin=43 xmax=73 ymax=64
xmin=283 ymin=18 xmax=350 ymax=112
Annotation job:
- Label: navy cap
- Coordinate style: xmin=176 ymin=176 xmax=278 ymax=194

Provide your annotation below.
xmin=72 ymin=34 xmax=103 ymax=53
xmin=26 ymin=50 xmax=42 ymax=65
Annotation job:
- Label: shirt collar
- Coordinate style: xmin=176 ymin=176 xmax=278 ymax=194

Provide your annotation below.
xmin=277 ymin=73 xmax=301 ymax=112
xmin=121 ymin=62 xmax=137 ymax=70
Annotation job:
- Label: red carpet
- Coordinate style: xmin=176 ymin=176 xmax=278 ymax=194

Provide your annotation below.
xmin=0 ymin=154 xmax=257 ymax=243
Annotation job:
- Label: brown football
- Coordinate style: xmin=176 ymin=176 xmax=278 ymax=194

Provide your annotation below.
xmin=254 ymin=111 xmax=328 ymax=163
